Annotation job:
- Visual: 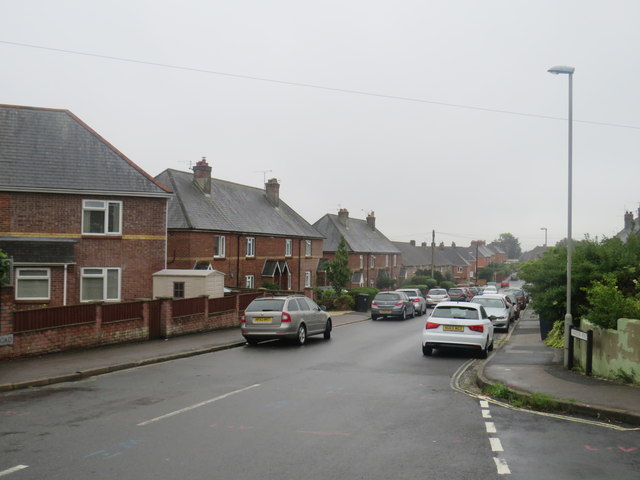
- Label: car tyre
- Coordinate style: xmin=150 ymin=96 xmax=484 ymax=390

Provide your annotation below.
xmin=371 ymin=314 xmax=378 ymax=321
xmin=488 ymin=338 xmax=494 ymax=351
xmin=422 ymin=345 xmax=433 ymax=356
xmin=323 ymin=319 xmax=332 ymax=340
xmin=478 ymin=343 xmax=489 ymax=359
xmin=295 ymin=324 xmax=307 ymax=345
xmin=401 ymin=309 xmax=407 ymax=321
xmin=246 ymin=337 xmax=258 ymax=346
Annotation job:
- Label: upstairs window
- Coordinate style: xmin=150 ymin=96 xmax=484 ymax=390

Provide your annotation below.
xmin=304 ymin=271 xmax=311 ymax=288
xmin=370 ymin=255 xmax=376 ymax=268
xmin=359 ymin=255 xmax=364 ymax=269
xmin=82 ymin=200 xmax=122 ymax=235
xmin=305 ymin=240 xmax=312 ymax=257
xmin=213 ymin=235 xmax=226 ymax=258
xmin=246 ymin=237 xmax=255 ymax=258
xmin=285 ymin=239 xmax=293 ymax=257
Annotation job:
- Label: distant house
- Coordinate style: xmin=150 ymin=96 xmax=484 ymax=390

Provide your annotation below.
xmin=520 ymin=246 xmax=550 ymax=263
xmin=156 ymin=159 xmax=323 ymax=292
xmin=394 ymin=240 xmax=472 ymax=284
xmin=313 ymin=209 xmax=401 ymax=288
xmin=616 ymin=210 xmax=640 ymax=242
xmin=0 ymin=104 xmax=171 ymax=308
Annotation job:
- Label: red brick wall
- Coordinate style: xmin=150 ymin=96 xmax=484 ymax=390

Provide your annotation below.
xmin=167 ymin=231 xmax=321 ymax=291
xmin=4 ymin=192 xmax=167 ymax=306
xmin=166 ymin=311 xmax=238 ymax=337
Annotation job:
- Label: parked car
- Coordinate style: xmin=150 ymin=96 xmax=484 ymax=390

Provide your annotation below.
xmin=241 ymin=295 xmax=332 ymax=345
xmin=425 ymin=288 xmax=450 ymax=307
xmin=395 ymin=288 xmax=427 ymax=316
xmin=421 ymin=301 xmax=494 ymax=358
xmin=504 ymin=288 xmax=526 ymax=310
xmin=447 ymin=287 xmax=469 ymax=302
xmin=500 ymin=279 xmax=510 ymax=288
xmin=470 ymin=294 xmax=513 ymax=331
xmin=504 ymin=293 xmax=520 ymax=320
xmin=371 ymin=291 xmax=415 ymax=320
xmin=483 ymin=285 xmax=498 ymax=294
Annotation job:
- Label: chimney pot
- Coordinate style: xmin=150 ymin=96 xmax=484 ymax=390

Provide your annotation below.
xmin=625 ymin=211 xmax=634 ymax=230
xmin=265 ymin=178 xmax=280 ymax=206
xmin=410 ymin=240 xmax=416 ymax=246
xmin=338 ymin=208 xmax=349 ymax=226
xmin=192 ymin=157 xmax=212 ymax=194
xmin=366 ymin=211 xmax=376 ymax=230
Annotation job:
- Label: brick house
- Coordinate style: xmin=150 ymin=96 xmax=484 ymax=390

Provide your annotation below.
xmin=156 ymin=160 xmax=324 ymax=293
xmin=0 ymin=104 xmax=171 ymax=309
xmin=313 ymin=209 xmax=401 ymax=288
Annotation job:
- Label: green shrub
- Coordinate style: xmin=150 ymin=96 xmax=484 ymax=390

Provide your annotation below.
xmin=334 ymin=294 xmax=355 ymax=311
xmin=545 ymin=320 xmax=565 ymax=348
xmin=441 ymin=280 xmax=456 ymax=290
xmin=348 ymin=287 xmax=379 ymax=300
xmin=582 ymin=274 xmax=640 ymax=329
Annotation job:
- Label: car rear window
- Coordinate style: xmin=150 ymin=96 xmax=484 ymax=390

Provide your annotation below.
xmin=432 ymin=306 xmax=479 ymax=319
xmin=375 ymin=293 xmax=400 ymax=301
xmin=473 ymin=298 xmax=504 ymax=308
xmin=245 ymin=299 xmax=285 ymax=312
xmin=449 ymin=289 xmax=463 ymax=294
xmin=428 ymin=289 xmax=447 ymax=295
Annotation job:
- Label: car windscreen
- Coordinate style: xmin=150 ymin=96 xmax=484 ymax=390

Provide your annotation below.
xmin=432 ymin=306 xmax=479 ymax=319
xmin=428 ymin=289 xmax=447 ymax=295
xmin=472 ymin=298 xmax=504 ymax=308
xmin=245 ymin=299 xmax=285 ymax=312
xmin=375 ymin=293 xmax=400 ymax=301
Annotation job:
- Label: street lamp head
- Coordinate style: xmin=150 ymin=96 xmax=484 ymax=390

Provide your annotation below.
xmin=548 ymin=65 xmax=575 ymax=75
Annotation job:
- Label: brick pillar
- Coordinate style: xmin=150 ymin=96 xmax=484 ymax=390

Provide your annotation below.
xmin=95 ymin=302 xmax=103 ymax=341
xmin=160 ymin=298 xmax=173 ymax=338
xmin=0 ymin=286 xmax=14 ymax=336
xmin=141 ymin=300 xmax=149 ymax=335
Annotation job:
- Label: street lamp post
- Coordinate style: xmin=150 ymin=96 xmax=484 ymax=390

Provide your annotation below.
xmin=548 ymin=65 xmax=574 ymax=369
xmin=540 ymin=227 xmax=548 ymax=247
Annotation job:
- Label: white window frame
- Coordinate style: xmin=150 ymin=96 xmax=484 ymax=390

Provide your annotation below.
xmin=385 ymin=255 xmax=389 ymax=267
xmin=80 ymin=267 xmax=121 ymax=302
xmin=213 ymin=235 xmax=226 ymax=258
xmin=393 ymin=255 xmax=397 ymax=267
xmin=287 ymin=272 xmax=292 ymax=290
xmin=82 ymin=199 xmax=122 ymax=235
xmin=285 ymin=239 xmax=293 ymax=257
xmin=304 ymin=271 xmax=311 ymax=288
xmin=370 ymin=255 xmax=376 ymax=268
xmin=245 ymin=275 xmax=255 ymax=288
xmin=359 ymin=255 xmax=364 ymax=269
xmin=15 ymin=267 xmax=51 ymax=300
xmin=305 ymin=240 xmax=312 ymax=257
xmin=246 ymin=237 xmax=255 ymax=258
xmin=457 ymin=266 xmax=464 ymax=273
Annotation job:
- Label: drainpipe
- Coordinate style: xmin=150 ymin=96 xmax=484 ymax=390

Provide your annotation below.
xmin=63 ymin=264 xmax=68 ymax=306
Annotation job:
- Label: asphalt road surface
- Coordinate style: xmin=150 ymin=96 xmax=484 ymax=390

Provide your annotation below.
xmin=1 ymin=314 xmax=638 ymax=479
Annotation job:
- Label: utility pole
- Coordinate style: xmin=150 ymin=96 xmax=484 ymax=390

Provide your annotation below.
xmin=430 ymin=230 xmax=435 ymax=278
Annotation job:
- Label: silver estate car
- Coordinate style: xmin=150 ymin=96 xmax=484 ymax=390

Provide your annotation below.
xmin=241 ymin=295 xmax=332 ymax=345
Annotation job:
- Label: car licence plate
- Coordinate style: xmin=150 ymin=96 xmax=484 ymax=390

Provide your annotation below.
xmin=380 ymin=310 xmax=391 ymax=314
xmin=443 ymin=325 xmax=464 ymax=332
xmin=253 ymin=317 xmax=273 ymax=323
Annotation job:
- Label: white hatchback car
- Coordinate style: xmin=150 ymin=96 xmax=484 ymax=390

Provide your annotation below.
xmin=422 ymin=301 xmax=494 ymax=358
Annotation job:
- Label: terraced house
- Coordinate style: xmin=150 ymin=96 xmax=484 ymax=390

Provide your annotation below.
xmin=156 ymin=159 xmax=324 ymax=293
xmin=0 ymin=104 xmax=171 ymax=309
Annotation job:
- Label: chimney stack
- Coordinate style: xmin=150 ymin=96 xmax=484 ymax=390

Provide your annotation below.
xmin=265 ymin=178 xmax=280 ymax=207
xmin=421 ymin=242 xmax=427 ymax=248
xmin=625 ymin=211 xmax=634 ymax=230
xmin=366 ymin=211 xmax=376 ymax=230
xmin=410 ymin=240 xmax=416 ymax=246
xmin=338 ymin=208 xmax=349 ymax=227
xmin=193 ymin=157 xmax=212 ymax=195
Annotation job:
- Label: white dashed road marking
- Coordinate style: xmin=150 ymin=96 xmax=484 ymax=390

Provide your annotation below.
xmin=485 ymin=422 xmax=497 ymax=433
xmin=490 ymin=438 xmax=504 ymax=452
xmin=0 ymin=465 xmax=28 ymax=477
xmin=479 ymin=399 xmax=511 ymax=474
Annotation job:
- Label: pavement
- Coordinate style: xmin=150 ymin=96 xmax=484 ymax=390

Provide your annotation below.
xmin=1 ymin=307 xmax=639 ymax=426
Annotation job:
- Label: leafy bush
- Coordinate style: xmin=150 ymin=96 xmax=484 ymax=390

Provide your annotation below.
xmin=334 ymin=294 xmax=355 ymax=311
xmin=545 ymin=320 xmax=565 ymax=348
xmin=347 ymin=287 xmax=379 ymax=301
xmin=377 ymin=276 xmax=396 ymax=289
xmin=441 ymin=280 xmax=456 ymax=290
xmin=262 ymin=281 xmax=281 ymax=291
xmin=582 ymin=274 xmax=640 ymax=329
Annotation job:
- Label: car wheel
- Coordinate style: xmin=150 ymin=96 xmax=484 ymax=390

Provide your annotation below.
xmin=371 ymin=314 xmax=378 ymax=321
xmin=478 ymin=345 xmax=488 ymax=359
xmin=295 ymin=324 xmax=307 ymax=345
xmin=488 ymin=338 xmax=494 ymax=351
xmin=401 ymin=309 xmax=407 ymax=320
xmin=323 ymin=319 xmax=332 ymax=340
xmin=422 ymin=345 xmax=433 ymax=356
xmin=246 ymin=338 xmax=258 ymax=346
xmin=411 ymin=307 xmax=415 ymax=318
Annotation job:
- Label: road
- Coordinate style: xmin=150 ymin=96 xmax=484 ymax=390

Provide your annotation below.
xmin=1 ymin=312 xmax=639 ymax=479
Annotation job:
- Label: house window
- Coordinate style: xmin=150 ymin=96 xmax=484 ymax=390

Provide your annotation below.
xmin=213 ymin=235 xmax=226 ymax=258
xmin=285 ymin=239 xmax=292 ymax=257
xmin=305 ymin=240 xmax=312 ymax=257
xmin=173 ymin=282 xmax=185 ymax=299
xmin=370 ymin=255 xmax=376 ymax=268
xmin=81 ymin=267 xmax=120 ymax=302
xmin=287 ymin=272 xmax=292 ymax=290
xmin=246 ymin=237 xmax=255 ymax=258
xmin=82 ymin=200 xmax=122 ymax=235
xmin=15 ymin=268 xmax=50 ymax=300
xmin=304 ymin=271 xmax=311 ymax=288
xmin=385 ymin=255 xmax=389 ymax=267
xmin=393 ymin=255 xmax=397 ymax=267
xmin=245 ymin=275 xmax=254 ymax=288
xmin=457 ymin=266 xmax=463 ymax=273
xmin=359 ymin=255 xmax=364 ymax=269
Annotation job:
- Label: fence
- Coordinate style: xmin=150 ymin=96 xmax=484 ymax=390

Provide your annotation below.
xmin=14 ymin=303 xmax=96 ymax=332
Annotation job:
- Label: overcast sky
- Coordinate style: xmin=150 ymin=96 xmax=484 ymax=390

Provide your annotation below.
xmin=2 ymin=1 xmax=639 ymax=252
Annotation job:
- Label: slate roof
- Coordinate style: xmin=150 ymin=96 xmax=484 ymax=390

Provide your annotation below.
xmin=0 ymin=104 xmax=170 ymax=196
xmin=313 ymin=214 xmax=401 ymax=254
xmin=156 ymin=169 xmax=323 ymax=238
xmin=519 ymin=246 xmax=549 ymax=263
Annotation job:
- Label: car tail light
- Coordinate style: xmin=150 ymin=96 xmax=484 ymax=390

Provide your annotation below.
xmin=412 ymin=298 xmax=420 ymax=303
xmin=281 ymin=312 xmax=292 ymax=323
xmin=371 ymin=301 xmax=378 ymax=307
xmin=468 ymin=325 xmax=484 ymax=333
xmin=240 ymin=314 xmax=245 ymax=323
xmin=425 ymin=322 xmax=439 ymax=329
xmin=395 ymin=302 xmax=404 ymax=306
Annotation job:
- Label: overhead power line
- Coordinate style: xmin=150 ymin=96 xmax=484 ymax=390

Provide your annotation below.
xmin=1 ymin=39 xmax=639 ymax=130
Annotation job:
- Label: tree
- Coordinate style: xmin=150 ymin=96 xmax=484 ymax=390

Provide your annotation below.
xmin=494 ymin=233 xmax=522 ymax=259
xmin=0 ymin=249 xmax=10 ymax=285
xmin=324 ymin=235 xmax=351 ymax=293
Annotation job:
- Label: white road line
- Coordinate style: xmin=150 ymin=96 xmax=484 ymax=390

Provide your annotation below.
xmin=490 ymin=437 xmax=504 ymax=452
xmin=0 ymin=465 xmax=28 ymax=477
xmin=494 ymin=457 xmax=511 ymax=475
xmin=137 ymin=384 xmax=260 ymax=426
xmin=482 ymin=409 xmax=492 ymax=418
xmin=480 ymin=400 xmax=489 ymax=408
xmin=485 ymin=422 xmax=497 ymax=433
